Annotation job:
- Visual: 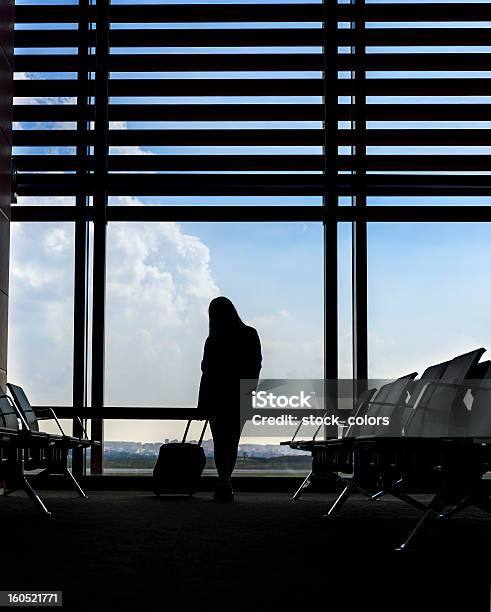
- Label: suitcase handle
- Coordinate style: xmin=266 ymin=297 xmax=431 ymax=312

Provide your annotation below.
xmin=182 ymin=420 xmax=208 ymax=446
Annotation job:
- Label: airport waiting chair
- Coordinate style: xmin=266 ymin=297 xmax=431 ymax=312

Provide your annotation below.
xmin=283 ymin=348 xmax=490 ymax=550
xmin=430 ymin=360 xmax=491 ymax=520
xmin=7 ymin=383 xmax=93 ymax=505
xmin=390 ymin=352 xmax=490 ymax=550
xmin=0 ymin=394 xmax=53 ymax=515
xmin=288 ymin=388 xmax=378 ymax=500
xmin=321 ymin=349 xmax=483 ymax=523
xmin=357 ymin=349 xmax=485 ymax=509
xmin=320 ymin=373 xmax=419 ymax=517
xmin=289 ymin=375 xmax=417 ymax=502
xmin=349 ymin=359 xmax=451 ymax=508
xmin=334 ymin=348 xmax=486 ymax=550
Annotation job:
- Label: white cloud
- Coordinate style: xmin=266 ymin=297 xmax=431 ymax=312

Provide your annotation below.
xmin=8 ymin=213 xmax=221 ymax=410
xmin=14 ymin=71 xmax=74 ymax=102
xmin=44 ymin=228 xmax=71 ymax=254
xmin=250 ymin=309 xmax=323 ymax=380
xmin=8 ymin=222 xmax=75 ymax=406
xmin=105 ymin=218 xmax=220 ymax=409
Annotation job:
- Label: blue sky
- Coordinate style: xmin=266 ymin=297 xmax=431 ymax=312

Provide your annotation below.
xmin=8 ymin=0 xmax=491 ymax=442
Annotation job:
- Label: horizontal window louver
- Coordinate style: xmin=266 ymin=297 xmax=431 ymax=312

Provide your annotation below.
xmin=13 ymin=1 xmax=491 ymax=199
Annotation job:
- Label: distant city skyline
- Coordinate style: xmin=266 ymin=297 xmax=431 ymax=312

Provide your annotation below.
xmin=104 ymin=438 xmax=309 ymax=457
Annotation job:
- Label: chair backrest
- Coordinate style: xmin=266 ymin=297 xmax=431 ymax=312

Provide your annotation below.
xmin=354 ymin=373 xmax=418 ymax=438
xmin=404 ymin=348 xmax=486 ymax=437
xmin=441 ymin=348 xmax=485 ymax=380
xmin=7 ymin=384 xmax=39 ymax=432
xmin=397 ymin=360 xmax=450 ymax=429
xmin=343 ymin=388 xmax=378 ymax=438
xmin=372 ymin=372 xmax=419 ymax=437
xmin=467 ymin=361 xmax=491 ymax=438
xmin=0 ymin=395 xmax=19 ymax=431
xmin=407 ymin=361 xmax=450 ymax=404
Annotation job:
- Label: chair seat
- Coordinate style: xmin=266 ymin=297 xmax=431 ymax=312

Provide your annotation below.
xmin=282 ymin=437 xmax=340 ymax=451
xmin=44 ymin=433 xmax=92 ymax=448
xmin=14 ymin=431 xmax=92 ymax=449
xmin=20 ymin=430 xmax=52 ymax=446
xmin=0 ymin=428 xmax=18 ymax=443
xmin=63 ymin=436 xmax=92 ymax=448
xmin=283 ymin=440 xmax=314 ymax=450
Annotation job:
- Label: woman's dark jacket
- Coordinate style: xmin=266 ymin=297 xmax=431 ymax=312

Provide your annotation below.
xmin=197 ymin=325 xmax=262 ymax=418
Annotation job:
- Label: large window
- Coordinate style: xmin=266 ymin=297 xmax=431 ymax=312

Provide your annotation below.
xmin=104 ymin=220 xmax=322 ymax=474
xmin=10 ymin=0 xmax=491 ymax=476
xmin=368 ymin=223 xmax=491 ymax=379
xmin=8 ymin=222 xmax=75 ymax=406
xmin=105 ymin=222 xmax=324 ymax=407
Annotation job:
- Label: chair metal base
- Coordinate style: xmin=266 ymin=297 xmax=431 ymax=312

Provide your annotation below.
xmin=64 ymin=468 xmax=88 ymax=499
xmin=395 ymin=493 xmax=443 ymax=551
xmin=323 ymin=479 xmax=372 ymax=519
xmin=292 ymin=471 xmax=312 ymax=500
xmin=22 ymin=475 xmax=52 ymax=517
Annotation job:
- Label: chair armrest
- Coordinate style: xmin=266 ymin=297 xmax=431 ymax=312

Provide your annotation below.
xmin=290 ymin=420 xmax=303 ymax=444
xmin=366 ymin=400 xmax=408 ymax=410
xmin=291 ymin=411 xmax=328 ymax=444
xmin=36 ymin=408 xmax=91 ymax=441
xmin=33 ymin=407 xmax=56 ymax=420
xmin=72 ymin=414 xmax=90 ymax=440
xmin=34 ymin=407 xmax=66 ymax=436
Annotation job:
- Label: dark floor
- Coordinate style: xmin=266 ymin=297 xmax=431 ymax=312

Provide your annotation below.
xmin=2 ymin=489 xmax=490 ymax=611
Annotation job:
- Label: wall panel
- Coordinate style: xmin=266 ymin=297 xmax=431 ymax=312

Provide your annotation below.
xmin=0 ymin=0 xmax=13 ymax=392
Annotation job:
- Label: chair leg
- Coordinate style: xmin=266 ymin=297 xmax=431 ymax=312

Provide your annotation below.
xmin=440 ymin=494 xmax=472 ymax=519
xmin=472 ymin=494 xmax=491 ymax=515
xmin=370 ymin=489 xmax=386 ymax=501
xmin=323 ymin=482 xmax=354 ymax=519
xmin=390 ymin=489 xmax=428 ymax=512
xmin=370 ymin=478 xmax=430 ymax=513
xmin=64 ymin=468 xmax=88 ymax=499
xmin=370 ymin=478 xmax=403 ymax=502
xmin=22 ymin=476 xmax=52 ymax=517
xmin=352 ymin=482 xmax=373 ymax=499
xmin=292 ymin=471 xmax=312 ymax=501
xmin=395 ymin=493 xmax=443 ymax=552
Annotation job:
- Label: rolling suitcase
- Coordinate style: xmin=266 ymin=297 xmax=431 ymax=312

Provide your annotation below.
xmin=153 ymin=420 xmax=208 ymax=496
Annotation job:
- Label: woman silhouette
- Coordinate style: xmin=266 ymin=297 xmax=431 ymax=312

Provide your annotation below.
xmin=198 ymin=297 xmax=262 ymax=501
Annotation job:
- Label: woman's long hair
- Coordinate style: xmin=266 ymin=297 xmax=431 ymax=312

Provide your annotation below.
xmin=208 ymin=297 xmax=245 ymax=337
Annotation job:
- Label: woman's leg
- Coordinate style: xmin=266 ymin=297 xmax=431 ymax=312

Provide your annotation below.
xmin=210 ymin=418 xmax=230 ymax=483
xmin=210 ymin=416 xmax=243 ymax=497
xmin=225 ymin=419 xmax=244 ymax=478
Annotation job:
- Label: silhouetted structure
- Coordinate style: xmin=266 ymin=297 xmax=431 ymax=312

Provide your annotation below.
xmin=0 ymin=1 xmax=491 ymax=608
xmin=9 ymin=0 xmax=491 ymax=473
